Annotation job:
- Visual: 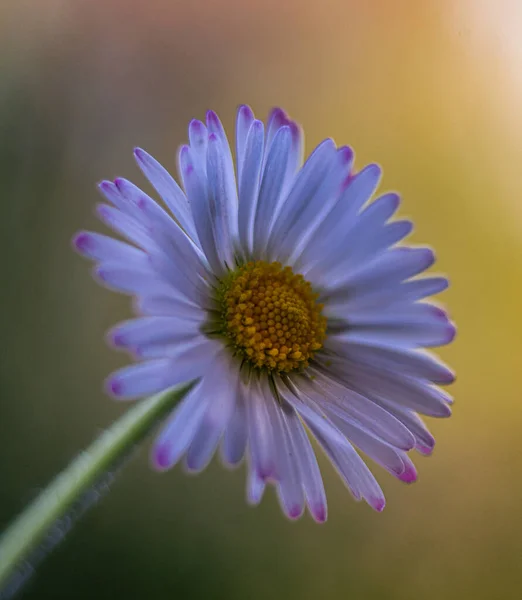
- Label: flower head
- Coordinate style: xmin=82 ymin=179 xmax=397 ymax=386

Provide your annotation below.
xmin=74 ymin=106 xmax=455 ymax=521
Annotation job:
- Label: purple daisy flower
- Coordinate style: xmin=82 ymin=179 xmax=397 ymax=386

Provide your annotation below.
xmin=73 ymin=106 xmax=455 ymax=521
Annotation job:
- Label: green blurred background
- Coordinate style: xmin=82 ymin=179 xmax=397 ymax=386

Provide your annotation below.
xmin=1 ymin=0 xmax=522 ymax=598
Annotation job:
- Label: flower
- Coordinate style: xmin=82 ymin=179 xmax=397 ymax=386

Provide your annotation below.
xmin=73 ymin=106 xmax=455 ymax=521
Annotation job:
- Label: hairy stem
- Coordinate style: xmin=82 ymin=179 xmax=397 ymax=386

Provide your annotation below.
xmin=0 ymin=382 xmax=195 ymax=594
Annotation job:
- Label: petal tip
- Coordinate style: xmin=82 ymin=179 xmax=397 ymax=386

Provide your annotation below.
xmin=237 ymin=104 xmax=254 ymax=120
xmin=113 ymin=177 xmax=126 ymax=191
xmin=338 ymin=145 xmax=354 ymax=165
xmin=287 ymin=505 xmax=304 ymax=520
xmin=133 ymin=147 xmax=147 ymax=162
xmin=370 ymin=497 xmax=386 ymax=512
xmin=152 ymin=445 xmax=173 ymax=471
xmin=72 ymin=231 xmax=91 ymax=255
xmin=416 ymin=443 xmax=434 ymax=456
xmin=442 ymin=369 xmax=456 ymax=385
xmin=268 ymin=106 xmax=288 ymax=123
xmin=257 ymin=465 xmax=275 ymax=481
xmin=206 ymin=110 xmax=220 ymax=128
xmin=398 ymin=464 xmax=418 ymax=484
xmin=423 ymin=247 xmax=436 ymax=266
xmin=106 ymin=327 xmax=125 ymax=349
xmin=95 ymin=265 xmax=108 ymax=282
xmin=310 ymin=503 xmax=327 ymax=523
xmin=446 ymin=323 xmax=457 ymax=344
xmin=389 ymin=192 xmax=401 ymax=210
xmin=105 ymin=375 xmax=123 ymax=398
xmin=98 ymin=180 xmax=114 ymax=193
xmin=189 ymin=118 xmax=205 ymax=133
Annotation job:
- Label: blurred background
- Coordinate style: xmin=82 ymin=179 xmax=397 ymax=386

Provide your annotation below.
xmin=1 ymin=0 xmax=522 ymax=598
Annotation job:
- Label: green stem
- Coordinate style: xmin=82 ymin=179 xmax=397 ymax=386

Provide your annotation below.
xmin=0 ymin=382 xmax=195 ymax=592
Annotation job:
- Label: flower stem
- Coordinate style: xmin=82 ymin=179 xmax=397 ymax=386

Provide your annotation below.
xmin=0 ymin=382 xmax=195 ymax=593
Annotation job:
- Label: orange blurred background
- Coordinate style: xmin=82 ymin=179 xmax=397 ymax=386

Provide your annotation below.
xmin=1 ymin=1 xmax=522 ymax=598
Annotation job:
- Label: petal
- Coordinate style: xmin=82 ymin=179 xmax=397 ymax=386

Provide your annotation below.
xmin=147 ymin=224 xmax=211 ymax=305
xmin=135 ymin=290 xmax=201 ymax=319
xmin=180 ymin=148 xmax=223 ymax=276
xmin=237 ymin=119 xmax=265 ymax=257
xmin=185 ymin=351 xmax=239 ymax=472
xmin=302 ymin=369 xmax=416 ymax=450
xmin=327 ymin=276 xmax=449 ymax=314
xmin=152 ymin=379 xmax=211 ymax=470
xmin=338 ymin=163 xmax=382 ymax=220
xmin=108 ymin=316 xmax=202 ymax=351
xmin=279 ymin=401 xmax=327 ymax=522
xmin=106 ymin=359 xmax=178 ymax=400
xmin=266 ymin=138 xmax=337 ymax=259
xmin=286 ymin=120 xmax=305 ymax=184
xmin=246 ymin=468 xmax=266 ymax=506
xmin=235 ymin=104 xmax=255 ymax=183
xmin=316 ymin=432 xmax=385 ymax=511
xmin=106 ymin=339 xmax=220 ymax=400
xmin=331 ymin=301 xmax=451 ymax=328
xmin=114 ymin=177 xmax=183 ymax=240
xmin=357 ymin=192 xmax=401 ymax=224
xmin=333 ymin=313 xmax=456 ymax=349
xmin=97 ymin=180 xmax=142 ymax=220
xmin=73 ymin=231 xmax=145 ymax=264
xmin=324 ymin=411 xmax=407 ymax=476
xmin=264 ymin=108 xmax=289 ymax=159
xmin=324 ymin=339 xmax=455 ymax=384
xmin=311 ymin=221 xmax=413 ymax=284
xmin=95 ymin=204 xmax=156 ymax=253
xmin=187 ymin=119 xmax=208 ymax=179
xmin=136 ymin=335 xmax=214 ymax=360
xmin=207 ymin=131 xmax=239 ymax=268
xmin=206 ymin=111 xmax=237 ymax=200
xmin=281 ymin=146 xmax=354 ymax=267
xmin=322 ymin=360 xmax=453 ymax=418
xmin=134 ymin=148 xmax=199 ymax=244
xmin=264 ymin=108 xmax=304 ymax=180
xmin=342 ymin=220 xmax=413 ymax=268
xmin=245 ymin=375 xmax=277 ymax=479
xmin=252 ymin=125 xmax=292 ymax=257
xmin=221 ymin=378 xmax=248 ymax=467
xmin=377 ymin=404 xmax=435 ymax=454
xmin=260 ymin=382 xmax=304 ymax=519
xmin=95 ymin=262 xmax=162 ymax=296
xmin=324 ymin=247 xmax=436 ymax=297
xmin=283 ymin=387 xmax=385 ymax=511
xmin=298 ymin=164 xmax=382 ymax=277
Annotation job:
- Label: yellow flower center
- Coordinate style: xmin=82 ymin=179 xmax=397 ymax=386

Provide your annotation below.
xmin=218 ymin=261 xmax=327 ymax=372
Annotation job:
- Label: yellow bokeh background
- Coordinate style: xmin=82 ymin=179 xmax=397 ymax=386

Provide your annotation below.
xmin=1 ymin=1 xmax=522 ymax=598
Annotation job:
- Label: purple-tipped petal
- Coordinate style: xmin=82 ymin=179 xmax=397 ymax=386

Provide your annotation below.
xmin=397 ymin=459 xmax=418 ymax=484
xmin=206 ymin=131 xmax=239 ymax=267
xmin=236 ymin=104 xmax=255 ymax=183
xmin=237 ymin=119 xmax=265 ymax=256
xmin=185 ymin=350 xmax=239 ymax=473
xmin=266 ymin=138 xmax=337 ymax=259
xmin=252 ymin=125 xmax=292 ymax=256
xmin=152 ymin=380 xmax=210 ymax=471
xmin=283 ymin=144 xmax=355 ymax=266
xmin=247 ymin=468 xmax=266 ymax=506
xmin=310 ymin=502 xmax=328 ymax=523
xmin=105 ymin=359 xmax=173 ymax=400
xmin=73 ymin=231 xmax=145 ymax=264
xmin=369 ymin=496 xmax=386 ymax=512
xmin=134 ymin=147 xmax=199 ymax=244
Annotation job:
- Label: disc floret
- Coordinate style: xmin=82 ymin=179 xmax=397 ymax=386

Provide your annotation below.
xmin=217 ymin=261 xmax=326 ymax=372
